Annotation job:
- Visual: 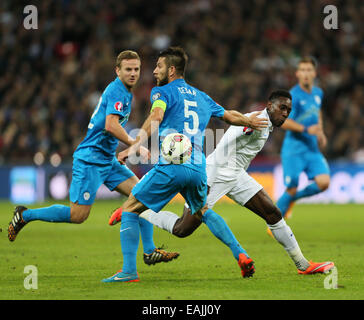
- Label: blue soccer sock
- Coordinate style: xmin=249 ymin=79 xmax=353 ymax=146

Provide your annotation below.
xmin=120 ymin=212 xmax=140 ymax=274
xmin=293 ymin=182 xmax=322 ymax=201
xmin=202 ymin=209 xmax=248 ymax=261
xmin=138 ymin=217 xmax=156 ymax=255
xmin=276 ymin=191 xmax=295 ymax=218
xmin=22 ymin=205 xmax=71 ymax=223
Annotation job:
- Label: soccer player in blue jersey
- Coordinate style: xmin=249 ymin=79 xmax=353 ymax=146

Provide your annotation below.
xmin=8 ymin=50 xmax=179 ymax=265
xmin=102 ymin=46 xmax=269 ymax=282
xmin=276 ymin=57 xmax=330 ymax=218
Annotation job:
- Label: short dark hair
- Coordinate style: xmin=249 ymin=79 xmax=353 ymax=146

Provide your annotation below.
xmin=298 ymin=56 xmax=317 ymax=68
xmin=268 ymin=90 xmax=292 ymax=102
xmin=158 ymin=46 xmax=188 ymax=76
xmin=116 ymin=50 xmax=140 ymax=68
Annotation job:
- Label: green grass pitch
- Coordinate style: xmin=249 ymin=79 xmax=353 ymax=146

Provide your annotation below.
xmin=0 ymin=200 xmax=363 ymax=300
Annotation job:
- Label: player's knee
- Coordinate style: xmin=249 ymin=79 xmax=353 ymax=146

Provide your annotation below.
xmin=172 ymin=224 xmax=193 ymax=238
xmin=286 ymin=187 xmax=297 ymax=197
xmin=70 ymin=209 xmax=90 ymax=224
xmin=317 ymin=178 xmax=330 ymax=191
xmin=172 ymin=218 xmax=196 ymax=238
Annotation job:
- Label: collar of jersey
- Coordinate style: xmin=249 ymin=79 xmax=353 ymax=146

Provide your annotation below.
xmin=262 ymin=108 xmax=273 ymax=132
xmin=115 ymin=77 xmax=132 ymax=97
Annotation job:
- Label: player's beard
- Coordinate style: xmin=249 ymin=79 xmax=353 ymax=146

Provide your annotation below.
xmin=157 ymin=73 xmax=169 ymax=86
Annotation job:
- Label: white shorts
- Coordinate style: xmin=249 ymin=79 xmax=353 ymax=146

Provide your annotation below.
xmin=205 ymin=164 xmax=263 ymax=208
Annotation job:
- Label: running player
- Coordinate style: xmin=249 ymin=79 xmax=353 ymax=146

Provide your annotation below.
xmin=102 ymin=46 xmax=269 ymax=282
xmin=8 ymin=50 xmax=179 ymax=265
xmin=129 ymin=90 xmax=334 ymax=277
xmin=276 ymin=56 xmax=330 ymax=218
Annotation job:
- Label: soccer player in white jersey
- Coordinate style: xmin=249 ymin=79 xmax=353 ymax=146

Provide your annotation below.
xmin=206 ymin=90 xmax=334 ymax=274
xmin=135 ymin=90 xmax=334 ymax=276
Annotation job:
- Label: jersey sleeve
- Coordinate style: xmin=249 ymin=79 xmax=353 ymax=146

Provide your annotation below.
xmin=203 ymin=92 xmax=225 ymax=118
xmin=104 ymin=85 xmax=129 ymax=118
xmin=150 ymin=87 xmax=168 ymax=112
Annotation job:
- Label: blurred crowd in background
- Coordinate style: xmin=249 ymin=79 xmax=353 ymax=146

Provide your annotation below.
xmin=0 ymin=0 xmax=363 ymax=166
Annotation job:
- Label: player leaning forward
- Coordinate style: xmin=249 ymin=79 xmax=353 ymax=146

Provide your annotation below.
xmin=132 ymin=89 xmax=334 ymax=277
xmin=8 ymin=50 xmax=178 ymax=266
xmin=203 ymin=90 xmax=334 ymax=275
xmin=102 ymin=46 xmax=269 ymax=283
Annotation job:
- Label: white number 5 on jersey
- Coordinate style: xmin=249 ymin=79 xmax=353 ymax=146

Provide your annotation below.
xmin=184 ymin=99 xmax=199 ymax=134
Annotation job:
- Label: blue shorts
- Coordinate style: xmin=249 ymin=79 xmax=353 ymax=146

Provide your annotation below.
xmin=281 ymin=151 xmax=330 ymax=188
xmin=132 ymin=164 xmax=207 ymax=214
xmin=69 ymin=157 xmax=135 ymax=205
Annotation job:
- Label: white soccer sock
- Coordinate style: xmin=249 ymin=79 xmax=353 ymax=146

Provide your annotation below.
xmin=267 ymin=218 xmax=310 ymax=271
xmin=139 ymin=209 xmax=179 ymax=234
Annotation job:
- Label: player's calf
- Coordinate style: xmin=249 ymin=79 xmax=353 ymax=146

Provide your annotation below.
xmin=245 ymin=190 xmax=282 ymax=225
xmin=172 ymin=212 xmax=202 ymax=238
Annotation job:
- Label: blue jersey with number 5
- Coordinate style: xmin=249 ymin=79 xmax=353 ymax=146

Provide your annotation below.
xmin=73 ymin=77 xmax=132 ymax=164
xmin=150 ymin=78 xmax=225 ymax=171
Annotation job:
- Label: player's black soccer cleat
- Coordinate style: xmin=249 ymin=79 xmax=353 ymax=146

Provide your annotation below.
xmin=143 ymin=247 xmax=180 ymax=266
xmin=8 ymin=206 xmax=28 ymax=242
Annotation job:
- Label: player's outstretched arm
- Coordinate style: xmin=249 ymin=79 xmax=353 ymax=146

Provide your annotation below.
xmin=222 ymin=110 xmax=268 ymax=131
xmin=281 ymin=118 xmax=324 ymax=137
xmin=280 ymin=118 xmax=306 ymax=133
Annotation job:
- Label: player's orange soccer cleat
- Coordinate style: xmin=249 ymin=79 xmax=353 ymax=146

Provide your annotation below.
xmin=109 ymin=207 xmax=122 ymax=226
xmin=298 ymin=261 xmax=334 ymax=275
xmin=266 ymin=227 xmax=274 ymax=238
xmin=238 ymin=253 xmax=255 ymax=278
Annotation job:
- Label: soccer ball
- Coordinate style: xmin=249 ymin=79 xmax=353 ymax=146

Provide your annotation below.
xmin=161 ymin=133 xmax=192 ymax=164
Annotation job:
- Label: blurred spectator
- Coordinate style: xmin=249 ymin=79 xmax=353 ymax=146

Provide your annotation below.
xmin=0 ymin=0 xmax=363 ymax=165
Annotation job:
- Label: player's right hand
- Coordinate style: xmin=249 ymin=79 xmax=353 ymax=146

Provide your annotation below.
xmin=139 ymin=146 xmax=151 ymax=162
xmin=248 ymin=111 xmax=269 ymax=131
xmin=117 ymin=149 xmax=129 ymax=164
xmin=307 ymin=124 xmax=320 ymax=135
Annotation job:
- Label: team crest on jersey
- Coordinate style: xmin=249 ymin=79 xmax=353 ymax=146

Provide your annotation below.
xmin=114 ymin=101 xmax=123 ymax=112
xmin=243 ymin=127 xmax=254 ymax=135
xmin=152 ymin=92 xmax=161 ymax=101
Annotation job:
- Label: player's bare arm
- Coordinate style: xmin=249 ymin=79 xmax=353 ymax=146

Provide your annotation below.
xmin=117 ymin=107 xmax=164 ymax=164
xmin=281 ymin=118 xmax=320 ymax=135
xmin=222 ymin=110 xmax=268 ymax=130
xmin=105 ymin=114 xmax=136 ymax=146
xmin=317 ymin=111 xmax=327 ymax=149
xmin=105 ymin=114 xmax=150 ymax=162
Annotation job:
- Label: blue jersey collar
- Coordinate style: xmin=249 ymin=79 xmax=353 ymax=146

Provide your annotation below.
xmin=115 ymin=77 xmax=132 ymax=96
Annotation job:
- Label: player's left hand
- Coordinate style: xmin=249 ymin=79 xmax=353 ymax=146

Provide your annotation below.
xmin=248 ymin=111 xmax=269 ymax=131
xmin=138 ymin=146 xmax=151 ymax=162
